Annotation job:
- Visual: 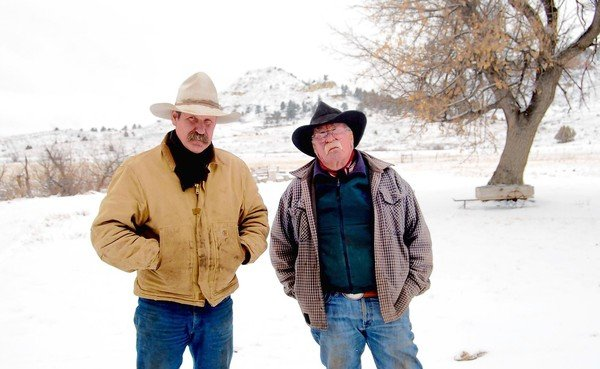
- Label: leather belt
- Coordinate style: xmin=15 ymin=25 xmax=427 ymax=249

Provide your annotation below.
xmin=363 ymin=290 xmax=378 ymax=298
xmin=341 ymin=290 xmax=378 ymax=300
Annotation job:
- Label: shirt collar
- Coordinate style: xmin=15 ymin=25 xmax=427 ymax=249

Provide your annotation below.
xmin=313 ymin=150 xmax=367 ymax=180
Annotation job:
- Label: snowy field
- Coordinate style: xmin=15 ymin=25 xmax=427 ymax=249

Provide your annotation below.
xmin=1 ymin=69 xmax=600 ymax=368
xmin=0 ymin=145 xmax=598 ymax=368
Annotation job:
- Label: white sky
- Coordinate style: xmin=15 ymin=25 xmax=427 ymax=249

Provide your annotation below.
xmin=0 ymin=0 xmax=365 ymax=135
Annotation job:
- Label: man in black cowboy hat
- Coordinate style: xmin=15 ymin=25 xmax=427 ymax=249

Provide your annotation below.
xmin=270 ymin=101 xmax=432 ymax=369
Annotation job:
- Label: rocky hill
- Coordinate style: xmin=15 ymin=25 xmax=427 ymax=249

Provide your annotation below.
xmin=1 ymin=66 xmax=599 ymax=172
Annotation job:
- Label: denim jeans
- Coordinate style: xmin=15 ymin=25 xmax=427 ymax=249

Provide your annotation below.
xmin=310 ymin=293 xmax=422 ymax=369
xmin=134 ymin=297 xmax=233 ymax=369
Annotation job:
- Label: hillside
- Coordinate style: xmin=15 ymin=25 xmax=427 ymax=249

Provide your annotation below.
xmin=1 ymin=65 xmax=598 ymax=174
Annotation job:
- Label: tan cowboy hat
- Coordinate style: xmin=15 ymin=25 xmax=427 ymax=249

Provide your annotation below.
xmin=150 ymin=72 xmax=240 ymax=123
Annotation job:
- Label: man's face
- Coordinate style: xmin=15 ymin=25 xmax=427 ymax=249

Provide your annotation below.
xmin=171 ymin=112 xmax=217 ymax=154
xmin=311 ymin=123 xmax=354 ymax=170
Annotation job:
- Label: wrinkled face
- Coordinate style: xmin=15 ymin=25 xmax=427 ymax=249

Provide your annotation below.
xmin=311 ymin=123 xmax=354 ymax=170
xmin=171 ymin=112 xmax=217 ymax=154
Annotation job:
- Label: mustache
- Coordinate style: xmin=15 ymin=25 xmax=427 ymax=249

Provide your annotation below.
xmin=324 ymin=141 xmax=342 ymax=153
xmin=187 ymin=131 xmax=210 ymax=143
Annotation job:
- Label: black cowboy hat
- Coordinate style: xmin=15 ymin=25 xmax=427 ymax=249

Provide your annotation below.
xmin=292 ymin=101 xmax=367 ymax=157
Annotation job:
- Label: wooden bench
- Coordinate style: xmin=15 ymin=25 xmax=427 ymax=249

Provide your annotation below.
xmin=454 ymin=185 xmax=534 ymax=208
xmin=452 ymin=198 xmax=480 ymax=208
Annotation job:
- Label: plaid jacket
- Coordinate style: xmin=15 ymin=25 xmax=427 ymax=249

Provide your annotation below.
xmin=270 ymin=151 xmax=432 ymax=329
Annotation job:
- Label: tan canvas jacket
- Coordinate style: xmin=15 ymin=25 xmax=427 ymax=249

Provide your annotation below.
xmin=91 ymin=135 xmax=269 ymax=307
xmin=270 ymin=151 xmax=432 ymax=329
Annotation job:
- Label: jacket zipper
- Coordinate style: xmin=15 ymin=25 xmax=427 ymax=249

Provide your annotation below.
xmin=337 ymin=178 xmax=353 ymax=291
xmin=193 ymin=183 xmax=201 ymax=300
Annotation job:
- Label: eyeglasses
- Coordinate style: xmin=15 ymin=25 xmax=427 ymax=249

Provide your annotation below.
xmin=312 ymin=126 xmax=351 ymax=141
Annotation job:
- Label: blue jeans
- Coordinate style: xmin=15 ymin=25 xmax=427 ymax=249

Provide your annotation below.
xmin=134 ymin=297 xmax=233 ymax=369
xmin=310 ymin=293 xmax=422 ymax=369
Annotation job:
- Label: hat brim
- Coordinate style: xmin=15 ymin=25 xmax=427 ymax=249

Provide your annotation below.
xmin=292 ymin=110 xmax=367 ymax=157
xmin=150 ymin=103 xmax=241 ymax=124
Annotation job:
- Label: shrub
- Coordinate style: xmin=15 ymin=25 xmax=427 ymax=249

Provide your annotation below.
xmin=554 ymin=125 xmax=576 ymax=143
xmin=0 ymin=142 xmax=130 ymax=200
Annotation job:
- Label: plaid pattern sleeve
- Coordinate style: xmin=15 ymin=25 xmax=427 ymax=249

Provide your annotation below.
xmin=269 ymin=183 xmax=299 ymax=298
xmin=371 ymin=166 xmax=433 ymax=323
xmin=270 ymin=162 xmax=328 ymax=329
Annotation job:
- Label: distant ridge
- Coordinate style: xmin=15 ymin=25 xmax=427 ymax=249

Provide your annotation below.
xmin=221 ymin=66 xmax=361 ymax=124
xmin=1 ymin=65 xmax=599 ymax=169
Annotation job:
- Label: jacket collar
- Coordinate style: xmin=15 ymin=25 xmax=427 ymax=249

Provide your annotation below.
xmin=360 ymin=151 xmax=393 ymax=173
xmin=313 ymin=150 xmax=366 ymax=179
xmin=160 ymin=133 xmax=226 ymax=172
xmin=290 ymin=150 xmax=393 ymax=180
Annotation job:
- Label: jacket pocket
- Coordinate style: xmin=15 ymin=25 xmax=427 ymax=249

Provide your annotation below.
xmin=379 ymin=185 xmax=403 ymax=205
xmin=138 ymin=225 xmax=194 ymax=298
xmin=289 ymin=200 xmax=310 ymax=243
xmin=211 ymin=222 xmax=244 ymax=294
xmin=378 ymin=185 xmax=406 ymax=238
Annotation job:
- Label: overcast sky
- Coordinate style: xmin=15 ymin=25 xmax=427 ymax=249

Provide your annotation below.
xmin=0 ymin=0 xmax=366 ymax=135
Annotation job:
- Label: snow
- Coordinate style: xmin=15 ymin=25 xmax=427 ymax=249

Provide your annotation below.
xmin=1 ymin=143 xmax=599 ymax=368
xmin=1 ymin=67 xmax=600 ymax=368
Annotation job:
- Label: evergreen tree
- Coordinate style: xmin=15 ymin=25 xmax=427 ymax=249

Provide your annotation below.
xmin=302 ymin=101 xmax=310 ymax=113
xmin=286 ymin=100 xmax=300 ymax=120
xmin=341 ymin=85 xmax=349 ymax=96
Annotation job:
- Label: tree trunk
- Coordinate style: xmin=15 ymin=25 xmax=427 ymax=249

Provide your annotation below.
xmin=489 ymin=67 xmax=563 ymax=185
xmin=488 ymin=114 xmax=541 ymax=185
xmin=24 ymin=155 xmax=32 ymax=198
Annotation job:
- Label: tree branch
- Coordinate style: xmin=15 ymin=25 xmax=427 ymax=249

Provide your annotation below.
xmin=557 ymin=3 xmax=600 ymax=64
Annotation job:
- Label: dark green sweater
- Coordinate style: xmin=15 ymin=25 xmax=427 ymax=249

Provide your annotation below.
xmin=314 ymin=154 xmax=376 ymax=293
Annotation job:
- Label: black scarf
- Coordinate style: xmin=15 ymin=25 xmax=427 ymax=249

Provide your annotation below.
xmin=166 ymin=130 xmax=214 ymax=191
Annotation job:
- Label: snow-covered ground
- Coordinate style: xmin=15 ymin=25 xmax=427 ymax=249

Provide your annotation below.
xmin=1 ymin=66 xmax=600 ymax=369
xmin=0 ymin=142 xmax=599 ymax=368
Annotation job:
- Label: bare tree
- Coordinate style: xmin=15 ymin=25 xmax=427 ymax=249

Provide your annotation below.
xmin=22 ymin=156 xmax=32 ymax=197
xmin=89 ymin=142 xmax=128 ymax=191
xmin=1 ymin=142 xmax=129 ymax=200
xmin=12 ymin=156 xmax=33 ymax=198
xmin=341 ymin=0 xmax=600 ymax=185
xmin=36 ymin=144 xmax=88 ymax=196
xmin=1 ymin=157 xmax=33 ymax=200
xmin=0 ymin=164 xmax=6 ymax=200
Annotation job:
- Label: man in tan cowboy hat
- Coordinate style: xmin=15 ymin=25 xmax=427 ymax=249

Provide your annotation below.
xmin=270 ymin=101 xmax=432 ymax=369
xmin=91 ymin=72 xmax=269 ymax=369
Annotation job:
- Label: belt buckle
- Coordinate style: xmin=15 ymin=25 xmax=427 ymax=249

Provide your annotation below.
xmin=342 ymin=292 xmax=364 ymax=300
